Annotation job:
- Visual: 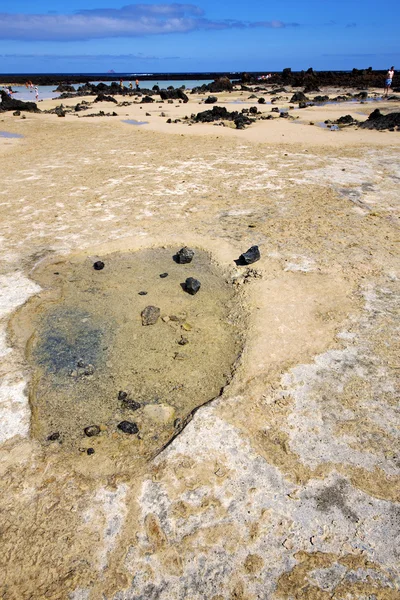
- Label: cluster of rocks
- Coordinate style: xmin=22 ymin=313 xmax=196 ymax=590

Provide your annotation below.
xmin=360 ymin=109 xmax=400 ymax=131
xmin=191 ymin=76 xmax=233 ymax=94
xmin=194 ymin=105 xmax=258 ymax=129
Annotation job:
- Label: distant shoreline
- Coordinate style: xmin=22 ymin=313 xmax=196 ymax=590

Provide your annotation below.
xmin=0 ymin=69 xmax=388 ymax=87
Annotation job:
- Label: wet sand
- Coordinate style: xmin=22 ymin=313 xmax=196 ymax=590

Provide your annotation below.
xmin=0 ymin=87 xmax=399 ymax=599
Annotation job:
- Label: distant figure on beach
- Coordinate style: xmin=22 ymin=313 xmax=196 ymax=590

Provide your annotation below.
xmin=384 ymin=66 xmax=394 ymax=96
xmin=35 ymin=86 xmax=39 ymax=101
xmin=120 ymin=78 xmax=123 ymax=89
xmin=129 ymin=81 xmax=133 ymax=90
xmin=135 ymin=79 xmax=140 ymax=90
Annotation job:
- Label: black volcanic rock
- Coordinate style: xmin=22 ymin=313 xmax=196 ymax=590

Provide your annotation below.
xmin=184 ymin=277 xmax=201 ymax=295
xmin=237 ymin=246 xmax=260 ymax=265
xmin=159 ymin=88 xmax=189 ymax=102
xmin=336 ymin=114 xmax=356 ymax=125
xmin=194 ymin=105 xmax=255 ymax=129
xmin=176 ymin=247 xmax=195 ymax=264
xmin=117 ymin=421 xmax=139 ymax=434
xmin=54 ymin=84 xmax=76 ymax=93
xmin=94 ymin=93 xmax=117 ymax=103
xmin=360 ymin=109 xmax=400 ymax=130
xmin=208 ymin=76 xmax=233 ymax=92
xmin=204 ymin=96 xmax=218 ymax=104
xmin=0 ymin=90 xmax=40 ymax=113
xmin=290 ymin=92 xmax=309 ymax=103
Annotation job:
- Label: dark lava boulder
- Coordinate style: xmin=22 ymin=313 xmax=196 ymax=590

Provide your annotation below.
xmin=159 ymin=88 xmax=189 ymax=103
xmin=353 ymin=91 xmax=368 ymax=100
xmin=235 ymin=115 xmax=252 ymax=129
xmin=237 ymin=246 xmax=260 ymax=265
xmin=55 ymin=105 xmax=66 ymax=117
xmin=141 ymin=95 xmax=154 ymax=103
xmin=290 ymin=92 xmax=309 ymax=103
xmin=94 ymin=93 xmax=117 ymax=103
xmin=336 ymin=114 xmax=356 ymax=125
xmin=117 ymin=421 xmax=139 ymax=434
xmin=54 ymin=84 xmax=76 ymax=93
xmin=360 ymin=109 xmax=400 ymax=130
xmin=0 ymin=90 xmax=40 ymax=113
xmin=209 ymin=76 xmax=233 ymax=93
xmin=195 ymin=106 xmax=231 ymax=122
xmin=176 ymin=247 xmax=195 ymax=264
xmin=304 ymin=84 xmax=320 ymax=93
xmin=314 ymin=95 xmax=329 ymax=103
xmin=204 ymin=96 xmax=218 ymax=104
xmin=184 ymin=277 xmax=201 ymax=295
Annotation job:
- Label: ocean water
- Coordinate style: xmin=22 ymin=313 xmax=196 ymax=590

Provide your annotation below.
xmin=7 ymin=79 xmax=213 ymax=102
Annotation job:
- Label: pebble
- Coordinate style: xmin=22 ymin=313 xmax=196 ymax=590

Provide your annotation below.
xmin=138 ymin=291 xmax=148 ymax=296
xmin=84 ymin=425 xmax=101 ymax=437
xmin=159 ymin=273 xmax=169 ymax=278
xmin=87 ymin=448 xmax=95 ymax=455
xmin=47 ymin=432 xmax=60 ymax=441
xmin=117 ymin=421 xmax=139 ymax=434
xmin=178 ymin=336 xmax=189 ymax=345
xmin=184 ymin=277 xmax=201 ymax=295
xmin=93 ymin=261 xmax=105 ymax=270
xmin=176 ymin=247 xmax=195 ymax=264
xmin=123 ymin=398 xmax=141 ymax=411
xmin=141 ymin=305 xmax=161 ymax=326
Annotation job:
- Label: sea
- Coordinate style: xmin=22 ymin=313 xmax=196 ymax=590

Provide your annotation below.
xmin=4 ymin=77 xmax=214 ymax=102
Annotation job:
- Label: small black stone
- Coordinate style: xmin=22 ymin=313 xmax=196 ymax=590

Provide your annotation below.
xmin=87 ymin=448 xmax=95 ymax=455
xmin=118 ymin=390 xmax=128 ymax=400
xmin=159 ymin=273 xmax=169 ymax=278
xmin=84 ymin=425 xmax=101 ymax=437
xmin=138 ymin=291 xmax=148 ymax=296
xmin=122 ymin=399 xmax=141 ymax=411
xmin=237 ymin=245 xmax=260 ymax=265
xmin=47 ymin=432 xmax=60 ymax=441
xmin=176 ymin=247 xmax=195 ymax=264
xmin=93 ymin=261 xmax=105 ymax=271
xmin=184 ymin=277 xmax=201 ymax=295
xmin=117 ymin=421 xmax=139 ymax=435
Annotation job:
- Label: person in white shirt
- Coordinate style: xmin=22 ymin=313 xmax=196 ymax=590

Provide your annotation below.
xmin=384 ymin=66 xmax=394 ymax=96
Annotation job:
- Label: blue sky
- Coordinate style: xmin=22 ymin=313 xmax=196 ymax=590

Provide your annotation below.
xmin=0 ymin=1 xmax=399 ymax=73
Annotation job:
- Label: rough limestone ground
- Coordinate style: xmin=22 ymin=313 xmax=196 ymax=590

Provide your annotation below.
xmin=0 ymin=91 xmax=399 ymax=600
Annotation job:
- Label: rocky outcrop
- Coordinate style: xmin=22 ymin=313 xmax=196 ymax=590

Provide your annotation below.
xmin=194 ymin=105 xmax=254 ymax=129
xmin=360 ymin=109 xmax=400 ymax=130
xmin=0 ymin=90 xmax=40 ymax=112
xmin=290 ymin=92 xmax=309 ymax=104
xmin=159 ymin=88 xmax=189 ymax=102
xmin=54 ymin=84 xmax=76 ymax=93
xmin=94 ymin=94 xmax=118 ymax=103
xmin=204 ymin=96 xmax=218 ymax=104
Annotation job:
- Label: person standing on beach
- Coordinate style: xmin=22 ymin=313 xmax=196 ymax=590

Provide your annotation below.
xmin=135 ymin=78 xmax=140 ymax=90
xmin=384 ymin=66 xmax=394 ymax=96
xmin=35 ymin=86 xmax=39 ymax=101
